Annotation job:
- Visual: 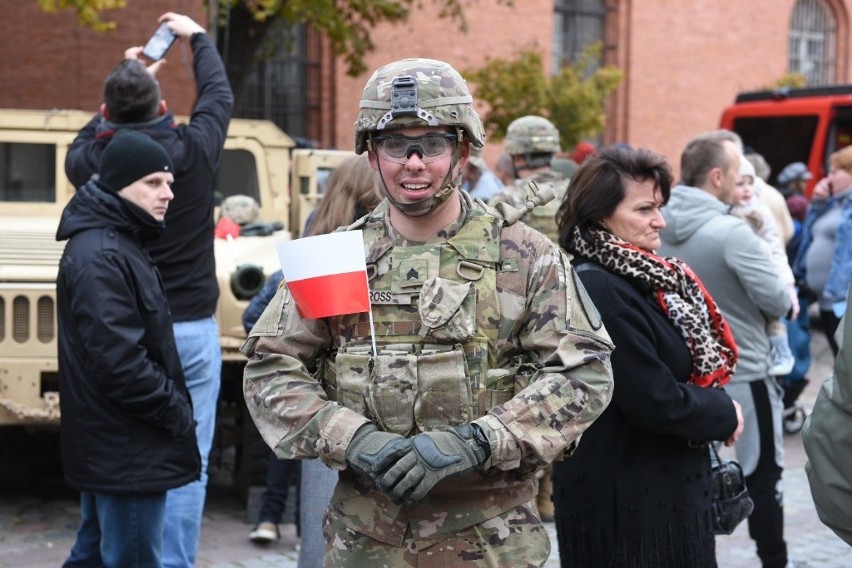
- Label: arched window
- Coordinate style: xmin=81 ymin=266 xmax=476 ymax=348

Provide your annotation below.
xmin=789 ymin=0 xmax=837 ymax=85
xmin=553 ymin=0 xmax=607 ymax=71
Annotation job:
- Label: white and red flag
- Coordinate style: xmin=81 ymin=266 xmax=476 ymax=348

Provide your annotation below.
xmin=276 ymin=230 xmax=370 ymax=320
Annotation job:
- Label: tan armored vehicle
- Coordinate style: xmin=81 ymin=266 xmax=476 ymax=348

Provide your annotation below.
xmin=0 ymin=108 xmax=351 ymax=489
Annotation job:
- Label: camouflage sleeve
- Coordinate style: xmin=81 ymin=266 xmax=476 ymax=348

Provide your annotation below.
xmin=476 ymin=232 xmax=614 ymax=472
xmin=241 ymin=282 xmax=370 ymax=470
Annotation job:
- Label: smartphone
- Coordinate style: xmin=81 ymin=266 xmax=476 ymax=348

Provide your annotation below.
xmin=142 ymin=22 xmax=176 ymax=61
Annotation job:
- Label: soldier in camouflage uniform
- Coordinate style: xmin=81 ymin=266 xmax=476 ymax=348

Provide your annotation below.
xmin=241 ymin=58 xmax=614 ymax=568
xmin=488 ymin=115 xmax=571 ymax=243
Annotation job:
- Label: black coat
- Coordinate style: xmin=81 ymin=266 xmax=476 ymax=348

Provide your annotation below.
xmin=65 ymin=33 xmax=233 ymax=323
xmin=56 ymin=181 xmax=200 ymax=494
xmin=553 ymin=260 xmax=739 ymax=568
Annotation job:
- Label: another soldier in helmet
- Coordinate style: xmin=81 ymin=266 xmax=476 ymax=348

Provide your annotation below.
xmin=241 ymin=58 xmax=614 ymax=567
xmin=489 ymin=115 xmax=572 ymax=243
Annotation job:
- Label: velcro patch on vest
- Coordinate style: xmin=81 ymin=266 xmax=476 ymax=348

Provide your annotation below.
xmin=396 ymin=259 xmax=429 ymax=290
xmin=369 ymin=290 xmax=413 ymax=305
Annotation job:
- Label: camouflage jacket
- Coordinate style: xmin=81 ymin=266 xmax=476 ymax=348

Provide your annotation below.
xmin=488 ymin=170 xmax=569 ymax=243
xmin=241 ymin=191 xmax=613 ymax=547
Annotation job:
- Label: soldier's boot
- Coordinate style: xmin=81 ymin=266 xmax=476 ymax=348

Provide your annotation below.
xmin=536 ymin=464 xmax=555 ymax=522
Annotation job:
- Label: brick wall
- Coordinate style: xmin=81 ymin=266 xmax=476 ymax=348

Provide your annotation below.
xmin=0 ymin=1 xmax=207 ymax=117
xmin=331 ymin=0 xmax=555 ymax=165
xmin=332 ymin=0 xmax=852 ymax=177
xmin=5 ymin=0 xmax=852 ymax=175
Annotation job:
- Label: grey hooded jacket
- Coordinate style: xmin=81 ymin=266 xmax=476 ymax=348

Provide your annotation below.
xmin=658 ymin=185 xmax=791 ymax=384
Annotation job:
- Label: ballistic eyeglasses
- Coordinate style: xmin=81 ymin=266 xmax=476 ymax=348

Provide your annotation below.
xmin=371 ymin=133 xmax=458 ymax=163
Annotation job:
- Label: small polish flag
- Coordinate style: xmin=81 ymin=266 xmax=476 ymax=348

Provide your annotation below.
xmin=276 ymin=231 xmax=370 ymax=319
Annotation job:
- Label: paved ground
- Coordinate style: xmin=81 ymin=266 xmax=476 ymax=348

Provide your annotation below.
xmin=1 ymin=325 xmax=849 ymax=567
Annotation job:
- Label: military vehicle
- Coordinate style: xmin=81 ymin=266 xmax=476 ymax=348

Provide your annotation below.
xmin=0 ymin=108 xmax=352 ymax=494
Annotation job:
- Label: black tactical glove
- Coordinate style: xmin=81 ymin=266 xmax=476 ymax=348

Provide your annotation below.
xmin=376 ymin=423 xmax=491 ymax=507
xmin=344 ymin=423 xmax=411 ymax=485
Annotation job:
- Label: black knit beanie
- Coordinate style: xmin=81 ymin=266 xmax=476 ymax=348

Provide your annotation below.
xmin=99 ymin=130 xmax=174 ymax=192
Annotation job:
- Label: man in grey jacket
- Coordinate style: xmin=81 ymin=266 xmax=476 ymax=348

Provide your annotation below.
xmin=659 ymin=130 xmax=792 ymax=568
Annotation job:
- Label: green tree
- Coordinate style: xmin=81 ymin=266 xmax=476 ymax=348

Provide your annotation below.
xmin=36 ymin=0 xmax=126 ymax=31
xmin=465 ymin=43 xmax=623 ymax=150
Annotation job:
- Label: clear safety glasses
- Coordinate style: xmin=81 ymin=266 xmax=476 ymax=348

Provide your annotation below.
xmin=371 ymin=133 xmax=458 ymax=163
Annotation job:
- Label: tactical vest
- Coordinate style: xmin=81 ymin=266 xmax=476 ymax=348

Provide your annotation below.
xmin=322 ymin=200 xmax=533 ymax=436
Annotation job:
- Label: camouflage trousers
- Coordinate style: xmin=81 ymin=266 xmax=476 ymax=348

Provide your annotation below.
xmin=323 ymin=499 xmax=550 ymax=567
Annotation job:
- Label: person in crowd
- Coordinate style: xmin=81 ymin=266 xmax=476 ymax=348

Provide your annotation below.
xmin=63 ymin=13 xmax=233 ymax=567
xmin=744 ymin=151 xmax=795 ymax=246
xmin=570 ymin=140 xmax=598 ymax=165
xmin=461 ymin=145 xmax=504 ymax=201
xmin=731 ymin=158 xmax=798 ymax=376
xmin=57 ymin=130 xmax=200 ymax=568
xmin=780 ymin=190 xmax=813 ymax=434
xmin=494 ymin=152 xmax=516 ymax=187
xmin=658 ymin=130 xmax=792 ymax=568
xmin=776 ymin=161 xmax=813 ymax=200
xmin=244 ymin=156 xmax=382 ymax=568
xmin=241 ymin=57 xmax=614 ymax=567
xmin=552 ymin=145 xmax=743 ymax=567
xmin=489 ymin=115 xmax=570 ymax=243
xmin=792 ymin=146 xmax=852 ymax=356
xmin=802 ymin=282 xmax=852 ymax=546
xmin=551 ymin=154 xmax=579 ymax=180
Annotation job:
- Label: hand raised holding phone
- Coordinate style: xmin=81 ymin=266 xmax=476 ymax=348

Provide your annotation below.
xmin=143 ymin=22 xmax=177 ymax=62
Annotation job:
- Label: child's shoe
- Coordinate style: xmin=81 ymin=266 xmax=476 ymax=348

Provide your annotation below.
xmin=768 ymin=335 xmax=795 ymax=376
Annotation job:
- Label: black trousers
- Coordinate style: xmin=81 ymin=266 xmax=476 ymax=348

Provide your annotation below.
xmin=819 ymin=308 xmax=841 ymax=356
xmin=746 ymin=380 xmax=788 ymax=568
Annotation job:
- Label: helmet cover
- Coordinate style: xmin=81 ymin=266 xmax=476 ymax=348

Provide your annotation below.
xmin=355 ymin=58 xmax=485 ymax=154
xmin=504 ymin=115 xmax=561 ymax=156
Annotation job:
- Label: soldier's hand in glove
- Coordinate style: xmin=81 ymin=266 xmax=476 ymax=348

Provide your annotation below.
xmin=344 ymin=422 xmax=411 ymax=485
xmin=376 ymin=423 xmax=491 ymax=507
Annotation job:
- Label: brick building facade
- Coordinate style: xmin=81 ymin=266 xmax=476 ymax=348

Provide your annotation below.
xmin=2 ymin=0 xmax=851 ymax=173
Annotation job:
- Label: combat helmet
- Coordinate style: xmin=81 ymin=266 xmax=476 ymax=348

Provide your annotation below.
xmin=504 ymin=115 xmax=561 ymax=156
xmin=355 ymin=58 xmax=485 ymax=154
xmin=354 ymin=58 xmax=486 ymax=217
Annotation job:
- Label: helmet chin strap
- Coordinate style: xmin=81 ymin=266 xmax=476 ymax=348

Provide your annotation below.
xmin=378 ymin=145 xmax=462 ymax=218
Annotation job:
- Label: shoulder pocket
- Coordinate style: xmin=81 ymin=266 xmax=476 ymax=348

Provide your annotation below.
xmin=248 ymin=284 xmax=290 ymax=338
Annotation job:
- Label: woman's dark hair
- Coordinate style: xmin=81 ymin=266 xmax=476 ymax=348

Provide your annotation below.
xmin=556 ymin=145 xmax=673 ymax=251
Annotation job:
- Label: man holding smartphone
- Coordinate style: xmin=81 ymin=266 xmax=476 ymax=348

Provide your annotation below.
xmin=65 ymin=12 xmax=233 ymax=568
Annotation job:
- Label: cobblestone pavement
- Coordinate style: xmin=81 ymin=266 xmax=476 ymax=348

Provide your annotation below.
xmin=1 ymin=327 xmax=849 ymax=567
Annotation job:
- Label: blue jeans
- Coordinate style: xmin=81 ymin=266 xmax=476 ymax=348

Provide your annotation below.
xmin=162 ymin=317 xmax=221 ymax=568
xmin=258 ymin=453 xmax=299 ymax=524
xmin=64 ymin=490 xmax=167 ymax=568
xmin=298 ymin=459 xmax=337 ymax=568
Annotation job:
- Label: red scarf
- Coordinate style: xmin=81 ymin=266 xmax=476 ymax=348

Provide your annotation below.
xmin=569 ymin=226 xmax=738 ymax=387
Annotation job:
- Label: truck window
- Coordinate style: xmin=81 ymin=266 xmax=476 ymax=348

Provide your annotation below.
xmin=732 ymin=115 xmax=818 ymax=186
xmin=0 ymin=142 xmax=56 ymax=202
xmin=826 ymin=106 xmax=852 ymax=167
xmin=214 ymin=149 xmax=260 ymax=204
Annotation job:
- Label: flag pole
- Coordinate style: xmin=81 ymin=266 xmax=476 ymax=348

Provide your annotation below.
xmin=364 ymin=270 xmax=378 ymax=358
xmin=368 ymin=308 xmax=378 ymax=359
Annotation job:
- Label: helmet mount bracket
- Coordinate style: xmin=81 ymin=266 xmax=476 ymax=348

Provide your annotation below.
xmin=376 ymin=75 xmax=438 ymax=131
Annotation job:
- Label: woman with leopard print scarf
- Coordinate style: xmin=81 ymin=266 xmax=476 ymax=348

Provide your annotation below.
xmin=550 ymin=145 xmax=744 ymax=568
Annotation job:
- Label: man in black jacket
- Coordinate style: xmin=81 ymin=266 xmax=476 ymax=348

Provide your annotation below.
xmin=58 ymin=129 xmax=200 ymax=568
xmin=64 ymin=12 xmax=233 ymax=566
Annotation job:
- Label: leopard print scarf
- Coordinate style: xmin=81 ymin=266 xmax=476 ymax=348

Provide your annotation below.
xmin=569 ymin=226 xmax=738 ymax=387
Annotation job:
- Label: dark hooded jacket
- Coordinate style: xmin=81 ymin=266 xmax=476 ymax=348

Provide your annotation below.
xmin=65 ymin=32 xmax=233 ymax=323
xmin=56 ymin=180 xmax=200 ymax=493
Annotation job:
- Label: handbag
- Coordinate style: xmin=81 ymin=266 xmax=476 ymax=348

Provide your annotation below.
xmin=709 ymin=442 xmax=754 ymax=535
